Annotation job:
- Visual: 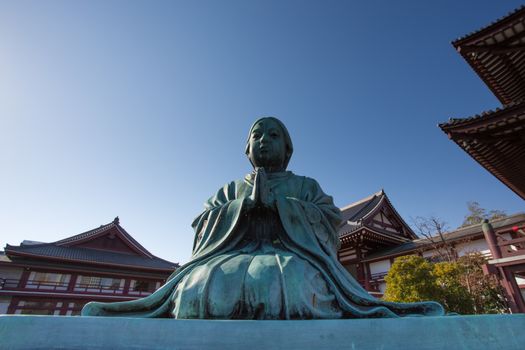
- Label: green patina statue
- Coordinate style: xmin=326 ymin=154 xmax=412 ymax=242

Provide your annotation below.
xmin=82 ymin=117 xmax=444 ymax=319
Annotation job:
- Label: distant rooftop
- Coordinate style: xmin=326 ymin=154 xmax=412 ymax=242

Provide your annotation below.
xmin=363 ymin=212 xmax=525 ymax=262
xmin=453 ymin=6 xmax=525 ymax=105
xmin=21 ymin=240 xmax=45 ymax=246
xmin=339 ymin=190 xmax=416 ymax=241
xmin=441 ymin=6 xmax=525 ymax=200
xmin=5 ymin=217 xmax=179 ymax=272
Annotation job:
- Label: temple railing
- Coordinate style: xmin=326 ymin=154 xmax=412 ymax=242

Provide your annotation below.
xmin=357 ymin=272 xmax=387 ymax=287
xmin=357 ymin=272 xmax=388 ymax=297
xmin=497 ymin=235 xmax=525 ymax=258
xmin=369 ymin=272 xmax=388 ymax=282
xmin=0 ymin=278 xmax=154 ymax=297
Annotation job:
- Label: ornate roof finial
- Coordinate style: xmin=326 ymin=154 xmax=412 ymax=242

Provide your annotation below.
xmin=113 ymin=216 xmax=120 ymax=225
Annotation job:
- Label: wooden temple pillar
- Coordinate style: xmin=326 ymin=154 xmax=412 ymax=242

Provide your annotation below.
xmin=501 ymin=268 xmax=525 ymax=313
xmin=355 ymin=244 xmax=370 ymax=290
xmin=481 ymin=220 xmax=502 ymax=259
xmin=364 ymin=262 xmax=372 ymax=292
xmin=482 ymin=220 xmax=525 ymax=313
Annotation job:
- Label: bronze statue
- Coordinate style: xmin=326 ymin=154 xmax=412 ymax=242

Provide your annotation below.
xmin=82 ymin=117 xmax=444 ymax=319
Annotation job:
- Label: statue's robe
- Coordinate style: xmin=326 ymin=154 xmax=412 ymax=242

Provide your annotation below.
xmin=82 ymin=172 xmax=444 ymax=318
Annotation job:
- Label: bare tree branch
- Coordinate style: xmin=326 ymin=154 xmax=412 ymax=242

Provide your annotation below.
xmin=411 ymin=216 xmax=456 ymax=262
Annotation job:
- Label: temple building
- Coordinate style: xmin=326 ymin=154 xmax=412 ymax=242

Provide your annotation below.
xmin=438 ymin=5 xmax=525 ymax=313
xmin=439 ymin=6 xmax=525 ymax=200
xmin=337 ymin=191 xmax=525 ymax=305
xmin=337 ymin=190 xmax=417 ymax=295
xmin=338 ymin=5 xmax=525 ymax=314
xmin=0 ymin=217 xmax=178 ymax=315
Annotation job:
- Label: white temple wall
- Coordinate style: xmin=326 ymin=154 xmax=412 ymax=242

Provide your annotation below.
xmin=0 ymin=266 xmax=23 ymax=281
xmin=0 ymin=296 xmax=11 ymax=314
xmin=422 ymin=250 xmax=435 ymax=258
xmin=369 ymin=260 xmax=390 ymax=275
xmin=455 ymin=239 xmax=491 ymax=257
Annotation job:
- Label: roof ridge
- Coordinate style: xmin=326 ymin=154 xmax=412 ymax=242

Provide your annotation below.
xmin=382 ymin=193 xmax=417 ymax=238
xmin=6 ymin=242 xmax=51 ymax=249
xmin=359 ymin=192 xmax=387 ymax=221
xmin=414 ymin=212 xmax=525 ymax=241
xmin=452 ymin=5 xmax=525 ymax=45
xmin=6 ymin=244 xmax=178 ymax=270
xmin=53 ymin=221 xmax=116 ymax=245
xmin=340 ymin=189 xmax=383 ymax=212
xmin=439 ymin=99 xmax=525 ymax=130
xmin=451 ymin=211 xmax=525 ymax=232
xmin=54 ymin=218 xmax=154 ymax=259
xmin=114 ymin=224 xmax=153 ymax=258
xmin=5 ymin=218 xmax=162 ymax=261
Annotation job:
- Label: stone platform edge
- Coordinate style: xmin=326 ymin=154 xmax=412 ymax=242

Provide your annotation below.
xmin=1 ymin=314 xmax=524 ymax=350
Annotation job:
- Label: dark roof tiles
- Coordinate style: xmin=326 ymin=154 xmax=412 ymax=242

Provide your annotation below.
xmin=439 ymin=101 xmax=525 ymax=200
xmin=340 ymin=190 xmax=383 ymax=224
xmin=439 ymin=100 xmax=525 ymax=130
xmin=363 ymin=213 xmax=525 ymax=262
xmin=4 ymin=218 xmax=179 ymax=271
xmin=338 ymin=190 xmax=417 ymax=240
xmin=5 ymin=243 xmax=177 ymax=271
xmin=54 ymin=222 xmax=114 ymax=245
xmin=452 ymin=7 xmax=525 ymax=105
xmin=453 ymin=6 xmax=525 ymax=45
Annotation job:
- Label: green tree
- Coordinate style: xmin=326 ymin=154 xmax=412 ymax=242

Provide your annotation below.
xmin=461 ymin=201 xmax=507 ymax=227
xmin=383 ymin=255 xmax=440 ymax=303
xmin=412 ymin=216 xmax=454 ymax=262
xmin=457 ymin=253 xmax=508 ymax=314
xmin=383 ymin=253 xmax=509 ymax=314
xmin=433 ymin=261 xmax=473 ymax=314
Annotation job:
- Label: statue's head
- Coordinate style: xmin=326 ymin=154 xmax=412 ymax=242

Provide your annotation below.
xmin=245 ymin=117 xmax=293 ymax=172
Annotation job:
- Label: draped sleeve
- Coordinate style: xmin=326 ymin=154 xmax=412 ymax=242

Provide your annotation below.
xmin=299 ymin=177 xmax=343 ymax=256
xmin=275 ymin=176 xmax=343 ymax=260
xmin=275 ymin=176 xmax=445 ymax=317
xmin=82 ymin=173 xmax=445 ymax=319
xmin=81 ymin=180 xmax=250 ymax=318
xmin=191 ymin=180 xmax=249 ymax=259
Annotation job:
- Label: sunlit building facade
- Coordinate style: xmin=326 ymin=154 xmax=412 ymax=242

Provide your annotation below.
xmin=0 ymin=217 xmax=178 ymax=315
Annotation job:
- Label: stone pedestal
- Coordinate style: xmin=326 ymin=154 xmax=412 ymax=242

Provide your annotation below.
xmin=1 ymin=314 xmax=524 ymax=349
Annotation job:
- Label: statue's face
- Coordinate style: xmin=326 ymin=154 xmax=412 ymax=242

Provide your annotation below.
xmin=248 ymin=119 xmax=287 ymax=171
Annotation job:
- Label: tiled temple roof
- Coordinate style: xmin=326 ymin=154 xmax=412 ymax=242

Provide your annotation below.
xmin=5 ymin=217 xmax=179 ymax=272
xmin=5 ymin=244 xmax=177 ymax=271
xmin=363 ymin=213 xmax=525 ymax=262
xmin=453 ymin=6 xmax=525 ymax=45
xmin=440 ymin=6 xmax=525 ymax=200
xmin=452 ymin=6 xmax=525 ymax=105
xmin=338 ymin=190 xmax=416 ymax=242
xmin=439 ymin=100 xmax=525 ymax=200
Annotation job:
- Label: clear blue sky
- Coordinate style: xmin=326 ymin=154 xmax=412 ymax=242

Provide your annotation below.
xmin=1 ymin=1 xmax=523 ymax=264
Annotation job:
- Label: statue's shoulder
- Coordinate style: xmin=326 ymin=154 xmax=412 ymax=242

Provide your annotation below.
xmin=283 ymin=173 xmax=321 ymax=195
xmin=234 ymin=177 xmax=251 ymax=188
xmin=215 ymin=179 xmax=246 ymax=188
xmin=292 ymin=174 xmax=320 ymax=188
xmin=302 ymin=175 xmax=319 ymax=185
xmin=233 ymin=178 xmax=252 ymax=197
